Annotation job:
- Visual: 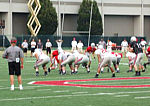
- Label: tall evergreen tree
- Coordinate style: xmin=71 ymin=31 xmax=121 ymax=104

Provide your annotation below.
xmin=28 ymin=0 xmax=58 ymax=35
xmin=77 ymin=0 xmax=103 ymax=35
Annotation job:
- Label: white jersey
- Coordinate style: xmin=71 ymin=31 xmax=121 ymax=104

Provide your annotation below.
xmin=95 ymin=48 xmax=108 ymax=58
xmin=121 ymin=41 xmax=128 ymax=47
xmin=33 ymin=49 xmax=49 ymax=60
xmin=22 ymin=42 xmax=28 ymax=48
xmin=71 ymin=41 xmax=77 ymax=47
xmin=73 ymin=51 xmax=87 ymax=59
xmin=77 ymin=42 xmax=83 ymax=49
xmin=31 ymin=41 xmax=36 ymax=48
xmin=46 ymin=42 xmax=52 ymax=48
xmin=58 ymin=51 xmax=72 ymax=61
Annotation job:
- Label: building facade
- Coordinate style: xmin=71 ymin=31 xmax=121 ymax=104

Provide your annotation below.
xmin=0 ymin=0 xmax=150 ymax=40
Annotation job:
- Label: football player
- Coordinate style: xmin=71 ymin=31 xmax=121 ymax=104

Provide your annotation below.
xmin=48 ymin=50 xmax=59 ymax=73
xmin=129 ymin=36 xmax=145 ymax=76
xmin=73 ymin=50 xmax=90 ymax=73
xmin=95 ymin=45 xmax=115 ymax=78
xmin=58 ymin=48 xmax=75 ymax=75
xmin=33 ymin=49 xmax=50 ymax=76
xmin=126 ymin=51 xmax=136 ymax=72
xmin=85 ymin=43 xmax=97 ymax=71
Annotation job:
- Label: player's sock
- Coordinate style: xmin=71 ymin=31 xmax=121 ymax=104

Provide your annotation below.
xmin=71 ymin=70 xmax=74 ymax=74
xmin=62 ymin=70 xmax=66 ymax=75
xmin=19 ymin=85 xmax=23 ymax=90
xmin=10 ymin=85 xmax=14 ymax=91
xmin=87 ymin=68 xmax=90 ymax=73
xmin=116 ymin=68 xmax=120 ymax=73
xmin=101 ymin=67 xmax=104 ymax=73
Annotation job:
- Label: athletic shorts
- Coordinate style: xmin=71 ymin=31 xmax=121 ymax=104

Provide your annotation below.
xmin=134 ymin=53 xmax=144 ymax=65
xmin=34 ymin=57 xmax=50 ymax=68
xmin=23 ymin=48 xmax=27 ymax=53
xmin=8 ymin=62 xmax=21 ymax=76
xmin=61 ymin=55 xmax=75 ymax=66
xmin=31 ymin=48 xmax=35 ymax=53
xmin=46 ymin=47 xmax=51 ymax=54
xmin=98 ymin=57 xmax=112 ymax=68
xmin=75 ymin=56 xmax=89 ymax=65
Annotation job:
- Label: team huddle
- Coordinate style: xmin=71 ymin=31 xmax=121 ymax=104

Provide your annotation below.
xmin=32 ymin=36 xmax=150 ymax=78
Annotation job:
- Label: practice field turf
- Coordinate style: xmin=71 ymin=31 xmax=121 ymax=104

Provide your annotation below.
xmin=0 ymin=50 xmax=150 ymax=106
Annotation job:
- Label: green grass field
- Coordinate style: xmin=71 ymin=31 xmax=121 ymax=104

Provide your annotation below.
xmin=0 ymin=50 xmax=150 ymax=106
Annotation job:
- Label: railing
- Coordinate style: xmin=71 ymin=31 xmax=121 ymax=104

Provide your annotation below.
xmin=12 ymin=0 xmax=28 ymax=3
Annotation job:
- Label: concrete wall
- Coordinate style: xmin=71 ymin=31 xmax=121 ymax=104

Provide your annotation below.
xmin=144 ymin=16 xmax=150 ymax=41
xmin=104 ymin=15 xmax=134 ymax=36
xmin=12 ymin=13 xmax=28 ymax=35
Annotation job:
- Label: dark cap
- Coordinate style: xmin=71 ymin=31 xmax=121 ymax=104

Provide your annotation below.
xmin=11 ymin=37 xmax=17 ymax=43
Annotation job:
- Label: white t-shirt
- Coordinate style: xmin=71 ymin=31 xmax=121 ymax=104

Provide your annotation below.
xmin=22 ymin=42 xmax=28 ymax=48
xmin=71 ymin=41 xmax=77 ymax=47
xmin=46 ymin=42 xmax=52 ymax=48
xmin=31 ymin=41 xmax=36 ymax=48
xmin=77 ymin=42 xmax=83 ymax=49
xmin=121 ymin=41 xmax=128 ymax=47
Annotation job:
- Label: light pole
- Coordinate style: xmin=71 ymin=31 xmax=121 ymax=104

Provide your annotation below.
xmin=88 ymin=0 xmax=93 ymax=46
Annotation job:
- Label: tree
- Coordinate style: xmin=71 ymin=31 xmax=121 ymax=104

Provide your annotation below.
xmin=28 ymin=0 xmax=58 ymax=35
xmin=77 ymin=0 xmax=103 ymax=35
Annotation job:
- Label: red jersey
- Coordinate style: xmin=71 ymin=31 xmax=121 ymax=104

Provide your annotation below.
xmin=86 ymin=46 xmax=96 ymax=53
xmin=52 ymin=50 xmax=58 ymax=56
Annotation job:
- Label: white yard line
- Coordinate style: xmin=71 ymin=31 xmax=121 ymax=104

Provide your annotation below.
xmin=114 ymin=95 xmax=129 ymax=97
xmin=0 ymin=93 xmax=114 ymax=102
xmin=1 ymin=90 xmax=150 ymax=101
xmin=72 ymin=92 xmax=88 ymax=94
xmin=135 ymin=96 xmax=150 ymax=99
xmin=53 ymin=90 xmax=70 ymax=93
xmin=37 ymin=89 xmax=51 ymax=91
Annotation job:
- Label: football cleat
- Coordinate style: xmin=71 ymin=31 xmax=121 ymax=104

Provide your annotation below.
xmin=143 ymin=63 xmax=147 ymax=69
xmin=62 ymin=71 xmax=66 ymax=75
xmin=36 ymin=71 xmax=39 ymax=76
xmin=10 ymin=87 xmax=14 ymax=91
xmin=44 ymin=71 xmax=48 ymax=76
xmin=112 ymin=73 xmax=115 ymax=77
xmin=94 ymin=74 xmax=99 ymax=78
xmin=48 ymin=68 xmax=51 ymax=73
xmin=87 ymin=71 xmax=90 ymax=73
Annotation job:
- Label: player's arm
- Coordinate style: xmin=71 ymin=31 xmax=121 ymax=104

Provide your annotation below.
xmin=20 ymin=57 xmax=24 ymax=69
xmin=2 ymin=50 xmax=8 ymax=59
